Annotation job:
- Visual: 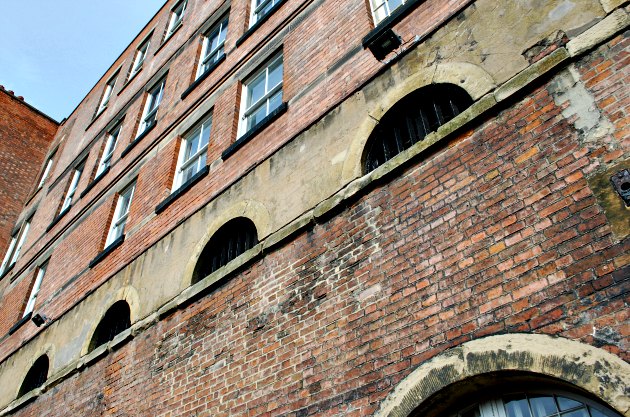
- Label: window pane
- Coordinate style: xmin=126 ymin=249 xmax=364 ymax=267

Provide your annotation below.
xmin=248 ymin=105 xmax=268 ymax=130
xmin=248 ymin=72 xmax=267 ymax=107
xmin=558 ymin=398 xmax=584 ymax=412
xmin=388 ymin=0 xmax=404 ymax=14
xmin=268 ymin=60 xmax=283 ymax=89
xmin=200 ymin=122 xmax=211 ymax=147
xmin=268 ymin=90 xmax=283 ymax=113
xmin=531 ymin=396 xmax=558 ymax=417
xmin=505 ymin=395 xmax=532 ymax=417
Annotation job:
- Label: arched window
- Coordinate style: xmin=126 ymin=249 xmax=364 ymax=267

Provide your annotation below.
xmin=451 ymin=391 xmax=621 ymax=417
xmin=18 ymin=355 xmax=49 ymax=397
xmin=192 ymin=217 xmax=258 ymax=284
xmin=363 ymin=83 xmax=473 ymax=173
xmin=88 ymin=300 xmax=131 ymax=352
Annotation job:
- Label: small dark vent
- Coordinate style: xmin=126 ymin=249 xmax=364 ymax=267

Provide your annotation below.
xmin=18 ymin=355 xmax=49 ymax=397
xmin=193 ymin=217 xmax=258 ymax=284
xmin=364 ymin=84 xmax=473 ymax=173
xmin=88 ymin=300 xmax=131 ymax=352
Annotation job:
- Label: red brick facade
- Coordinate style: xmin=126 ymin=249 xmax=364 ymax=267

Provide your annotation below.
xmin=0 ymin=88 xmax=57 ymax=258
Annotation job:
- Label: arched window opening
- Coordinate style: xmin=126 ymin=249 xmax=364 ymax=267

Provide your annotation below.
xmin=18 ymin=355 xmax=49 ymax=397
xmin=192 ymin=217 xmax=258 ymax=284
xmin=88 ymin=300 xmax=131 ymax=352
xmin=409 ymin=373 xmax=622 ymax=417
xmin=363 ymin=83 xmax=473 ymax=173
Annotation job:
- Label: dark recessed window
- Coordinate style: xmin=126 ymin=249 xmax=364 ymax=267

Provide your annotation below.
xmin=192 ymin=217 xmax=258 ymax=283
xmin=18 ymin=355 xmax=49 ymax=397
xmin=88 ymin=300 xmax=131 ymax=352
xmin=363 ymin=83 xmax=473 ymax=173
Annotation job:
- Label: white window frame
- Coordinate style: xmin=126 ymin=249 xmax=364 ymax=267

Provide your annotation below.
xmin=96 ymin=72 xmax=119 ymax=115
xmin=369 ymin=0 xmax=407 ymax=24
xmin=105 ymin=182 xmax=135 ymax=247
xmin=250 ymin=0 xmax=282 ymax=27
xmin=24 ymin=262 xmax=48 ymax=318
xmin=137 ymin=78 xmax=166 ymax=138
xmin=96 ymin=124 xmax=122 ymax=177
xmin=37 ymin=155 xmax=54 ymax=189
xmin=130 ymin=38 xmax=151 ymax=78
xmin=196 ymin=17 xmax=229 ymax=79
xmin=60 ymin=163 xmax=84 ymax=212
xmin=0 ymin=218 xmax=31 ymax=275
xmin=165 ymin=0 xmax=187 ymax=39
xmin=173 ymin=115 xmax=212 ymax=190
xmin=238 ymin=53 xmax=283 ymax=137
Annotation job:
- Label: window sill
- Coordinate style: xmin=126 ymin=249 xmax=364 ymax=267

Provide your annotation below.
xmin=155 ymin=23 xmax=183 ymax=56
xmin=121 ymin=122 xmax=156 ymax=158
xmin=89 ymin=235 xmax=125 ymax=269
xmin=181 ymin=54 xmax=226 ymax=100
xmin=222 ymin=102 xmax=287 ymax=160
xmin=155 ymin=165 xmax=210 ymax=214
xmin=80 ymin=167 xmax=110 ymax=199
xmin=362 ymin=0 xmax=425 ymax=48
xmin=8 ymin=313 xmax=32 ymax=335
xmin=117 ymin=68 xmax=143 ymax=97
xmin=46 ymin=207 xmax=70 ymax=233
xmin=235 ymin=0 xmax=285 ymax=47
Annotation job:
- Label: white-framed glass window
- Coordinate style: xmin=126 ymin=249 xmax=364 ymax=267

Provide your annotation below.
xmin=96 ymin=72 xmax=119 ymax=115
xmin=370 ymin=0 xmax=406 ymax=24
xmin=24 ymin=261 xmax=48 ymax=318
xmin=105 ymin=182 xmax=135 ymax=247
xmin=173 ymin=115 xmax=212 ymax=189
xmin=96 ymin=124 xmax=122 ymax=176
xmin=137 ymin=78 xmax=166 ymax=138
xmin=453 ymin=392 xmax=621 ymax=417
xmin=60 ymin=163 xmax=84 ymax=212
xmin=250 ymin=0 xmax=282 ymax=26
xmin=130 ymin=38 xmax=151 ymax=78
xmin=196 ymin=17 xmax=229 ymax=79
xmin=239 ymin=53 xmax=283 ymax=136
xmin=166 ymin=0 xmax=187 ymax=39
xmin=37 ymin=154 xmax=55 ymax=189
xmin=0 ymin=218 xmax=31 ymax=275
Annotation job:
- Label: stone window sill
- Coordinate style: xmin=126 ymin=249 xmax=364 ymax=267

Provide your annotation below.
xmin=89 ymin=235 xmax=125 ymax=269
xmin=155 ymin=165 xmax=210 ymax=214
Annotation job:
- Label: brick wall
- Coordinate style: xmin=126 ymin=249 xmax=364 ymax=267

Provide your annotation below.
xmin=0 ymin=89 xmax=57 ymax=258
xmin=7 ymin=29 xmax=628 ymax=417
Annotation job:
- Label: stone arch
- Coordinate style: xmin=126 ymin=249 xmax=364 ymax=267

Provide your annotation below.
xmin=183 ymin=200 xmax=271 ymax=286
xmin=374 ymin=334 xmax=630 ymax=417
xmin=80 ymin=286 xmax=140 ymax=355
xmin=341 ymin=62 xmax=495 ymax=182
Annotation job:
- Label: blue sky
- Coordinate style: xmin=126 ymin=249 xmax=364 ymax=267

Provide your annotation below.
xmin=0 ymin=1 xmax=166 ymax=121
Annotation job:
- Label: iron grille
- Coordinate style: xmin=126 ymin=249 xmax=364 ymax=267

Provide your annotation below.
xmin=364 ymin=84 xmax=473 ymax=173
xmin=18 ymin=355 xmax=49 ymax=396
xmin=89 ymin=301 xmax=131 ymax=352
xmin=193 ymin=218 xmax=258 ymax=283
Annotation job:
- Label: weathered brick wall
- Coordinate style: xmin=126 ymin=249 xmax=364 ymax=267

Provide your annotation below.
xmin=8 ymin=30 xmax=628 ymax=416
xmin=0 ymin=89 xmax=57 ymax=258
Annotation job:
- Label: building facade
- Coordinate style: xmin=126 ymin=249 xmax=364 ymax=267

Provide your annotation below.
xmin=0 ymin=0 xmax=628 ymax=416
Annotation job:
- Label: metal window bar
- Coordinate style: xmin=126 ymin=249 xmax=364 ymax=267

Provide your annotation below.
xmin=364 ymin=84 xmax=472 ymax=172
xmin=18 ymin=356 xmax=48 ymax=396
xmin=195 ymin=218 xmax=258 ymax=281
